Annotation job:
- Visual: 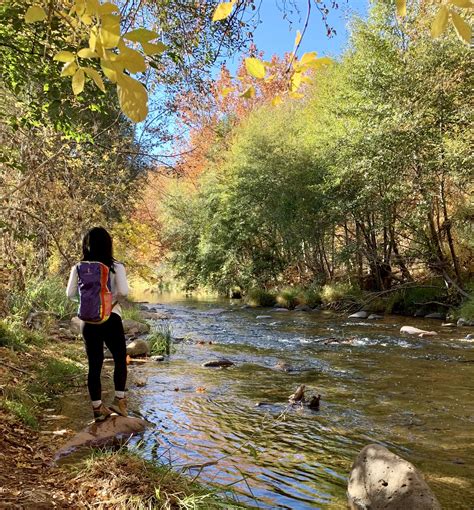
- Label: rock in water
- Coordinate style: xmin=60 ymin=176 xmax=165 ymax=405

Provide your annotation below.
xmin=202 ymin=359 xmax=234 ymax=368
xmin=368 ymin=314 xmax=383 ymax=320
xmin=348 ymin=311 xmax=369 ymax=319
xmin=457 ymin=317 xmax=474 ymax=327
xmin=400 ymin=326 xmax=437 ymax=337
xmin=347 ymin=444 xmax=441 ymax=510
xmin=55 ymin=416 xmax=146 ymax=460
xmin=126 ymin=339 xmax=150 ymax=357
xmin=122 ymin=319 xmax=150 ymax=335
xmin=307 ymin=394 xmax=321 ymax=410
xmin=295 ymin=304 xmax=312 ymax=312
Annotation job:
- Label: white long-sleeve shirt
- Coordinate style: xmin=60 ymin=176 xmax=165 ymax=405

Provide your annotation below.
xmin=66 ymin=262 xmax=129 ymax=317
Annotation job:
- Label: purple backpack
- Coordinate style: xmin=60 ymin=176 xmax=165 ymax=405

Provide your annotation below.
xmin=76 ymin=262 xmax=113 ymax=323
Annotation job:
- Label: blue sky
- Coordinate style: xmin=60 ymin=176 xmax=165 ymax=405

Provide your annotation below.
xmin=225 ymin=0 xmax=369 ymax=73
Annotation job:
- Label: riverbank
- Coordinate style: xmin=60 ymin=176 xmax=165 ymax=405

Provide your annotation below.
xmin=0 ymin=319 xmax=240 ymax=508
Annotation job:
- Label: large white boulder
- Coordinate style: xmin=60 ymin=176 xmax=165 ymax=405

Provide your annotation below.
xmin=400 ymin=326 xmax=437 ymax=337
xmin=348 ymin=444 xmax=441 ymax=510
xmin=122 ymin=319 xmax=150 ymax=335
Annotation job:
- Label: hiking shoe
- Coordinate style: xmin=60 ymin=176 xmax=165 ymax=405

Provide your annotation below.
xmin=109 ymin=396 xmax=128 ymax=417
xmin=93 ymin=403 xmax=112 ymax=422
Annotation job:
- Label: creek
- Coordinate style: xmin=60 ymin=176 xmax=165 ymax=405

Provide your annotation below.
xmin=65 ymin=292 xmax=474 ymax=509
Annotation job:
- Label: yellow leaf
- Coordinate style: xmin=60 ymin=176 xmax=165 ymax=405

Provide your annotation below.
xmin=117 ymin=75 xmax=148 ymax=122
xmin=99 ymin=14 xmax=121 ymax=48
xmin=289 ymin=91 xmax=304 ymax=99
xmin=294 ymin=30 xmax=302 ymax=47
xmin=141 ymin=41 xmax=167 ymax=55
xmin=25 ymin=5 xmax=47 ymax=23
xmin=212 ymin=1 xmax=235 ymax=22
xmin=431 ymin=6 xmax=449 ymax=37
xmin=78 ymin=48 xmax=99 ymax=58
xmin=395 ymin=0 xmax=406 ymax=17
xmin=72 ymin=68 xmax=85 ymax=95
xmin=451 ymin=11 xmax=472 ymax=43
xmin=448 ymin=0 xmax=473 ymax=7
xmin=272 ymin=95 xmax=283 ymax=106
xmin=124 ymin=28 xmax=159 ymax=43
xmin=81 ymin=14 xmax=93 ymax=25
xmin=118 ymin=47 xmax=146 ymax=74
xmin=245 ymin=57 xmax=266 ymax=79
xmin=53 ymin=51 xmax=75 ymax=63
xmin=85 ymin=0 xmax=100 ymax=14
xmin=98 ymin=2 xmax=119 ymax=15
xmin=73 ymin=0 xmax=86 ymax=16
xmin=299 ymin=51 xmax=317 ymax=67
xmin=240 ymin=85 xmax=255 ymax=99
xmin=89 ymin=27 xmax=98 ymax=50
xmin=291 ymin=71 xmax=302 ymax=92
xmin=84 ymin=67 xmax=105 ymax=92
xmin=220 ymin=87 xmax=234 ymax=97
xmin=101 ymin=59 xmax=122 ymax=83
xmin=61 ymin=62 xmax=77 ymax=77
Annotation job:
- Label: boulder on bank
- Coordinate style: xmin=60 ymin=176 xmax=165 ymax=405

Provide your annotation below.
xmin=457 ymin=317 xmax=474 ymax=327
xmin=26 ymin=310 xmax=59 ymax=330
xmin=126 ymin=339 xmax=150 ymax=357
xmin=70 ymin=316 xmax=82 ymax=335
xmin=424 ymin=312 xmax=445 ymax=320
xmin=368 ymin=314 xmax=383 ymax=320
xmin=349 ymin=311 xmax=369 ymax=319
xmin=347 ymin=444 xmax=441 ymax=510
xmin=140 ymin=311 xmax=170 ymax=320
xmin=122 ymin=319 xmax=150 ymax=335
xmin=55 ymin=415 xmax=147 ymax=460
xmin=400 ymin=326 xmax=437 ymax=337
xmin=295 ymin=304 xmax=312 ymax=312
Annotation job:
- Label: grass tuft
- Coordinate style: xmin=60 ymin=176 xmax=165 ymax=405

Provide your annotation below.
xmin=276 ymin=288 xmax=300 ymax=309
xmin=245 ymin=289 xmax=276 ymax=307
xmin=148 ymin=322 xmax=173 ymax=356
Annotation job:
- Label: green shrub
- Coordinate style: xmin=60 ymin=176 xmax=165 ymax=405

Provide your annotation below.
xmin=276 ymin=288 xmax=300 ymax=309
xmin=297 ymin=287 xmax=322 ymax=308
xmin=2 ymin=399 xmax=38 ymax=429
xmin=245 ymin=289 xmax=276 ymax=307
xmin=385 ymin=286 xmax=446 ymax=315
xmin=457 ymin=296 xmax=474 ymax=320
xmin=121 ymin=304 xmax=146 ymax=323
xmin=148 ymin=323 xmax=173 ymax=356
xmin=320 ymin=282 xmax=357 ymax=305
xmin=9 ymin=276 xmax=75 ymax=319
xmin=0 ymin=319 xmax=46 ymax=351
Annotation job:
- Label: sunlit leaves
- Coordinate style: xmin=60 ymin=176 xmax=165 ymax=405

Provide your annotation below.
xmin=448 ymin=0 xmax=474 ymax=7
xmin=294 ymin=30 xmax=302 ymax=47
xmin=212 ymin=1 xmax=235 ymax=22
xmin=431 ymin=6 xmax=450 ymax=37
xmin=118 ymin=46 xmax=147 ymax=74
xmin=142 ymin=41 xmax=167 ymax=56
xmin=117 ymin=75 xmax=148 ymax=122
xmin=84 ymin=67 xmax=105 ymax=92
xmin=124 ymin=28 xmax=160 ymax=43
xmin=220 ymin=87 xmax=234 ymax=98
xmin=54 ymin=51 xmax=75 ymax=63
xmin=77 ymin=48 xmax=99 ymax=58
xmin=271 ymin=95 xmax=283 ymax=106
xmin=245 ymin=58 xmax=266 ymax=79
xmin=99 ymin=14 xmax=121 ymax=48
xmin=61 ymin=62 xmax=77 ymax=77
xmin=451 ymin=11 xmax=472 ymax=43
xmin=98 ymin=2 xmax=119 ymax=15
xmin=395 ymin=0 xmax=406 ymax=17
xmin=25 ymin=5 xmax=47 ymax=23
xmin=72 ymin=69 xmax=85 ymax=95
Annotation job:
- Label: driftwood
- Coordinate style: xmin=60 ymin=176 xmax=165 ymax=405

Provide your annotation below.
xmin=289 ymin=384 xmax=305 ymax=403
xmin=288 ymin=385 xmax=322 ymax=411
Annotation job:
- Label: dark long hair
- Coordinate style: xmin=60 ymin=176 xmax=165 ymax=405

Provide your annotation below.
xmin=82 ymin=227 xmax=115 ymax=270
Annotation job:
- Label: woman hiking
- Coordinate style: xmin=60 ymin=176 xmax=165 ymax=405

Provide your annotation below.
xmin=66 ymin=227 xmax=129 ymax=422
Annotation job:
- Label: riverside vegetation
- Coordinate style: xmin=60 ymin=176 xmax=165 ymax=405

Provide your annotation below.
xmin=1 ymin=0 xmax=473 ymax=508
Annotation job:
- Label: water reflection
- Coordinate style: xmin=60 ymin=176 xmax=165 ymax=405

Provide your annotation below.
xmin=127 ymin=291 xmax=473 ymax=508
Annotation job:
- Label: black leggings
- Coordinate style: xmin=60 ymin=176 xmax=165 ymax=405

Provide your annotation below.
xmin=82 ymin=313 xmax=127 ymax=401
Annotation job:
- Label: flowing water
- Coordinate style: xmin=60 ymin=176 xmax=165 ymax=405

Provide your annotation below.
xmin=63 ymin=292 xmax=474 ymax=509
